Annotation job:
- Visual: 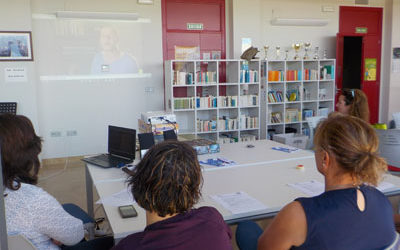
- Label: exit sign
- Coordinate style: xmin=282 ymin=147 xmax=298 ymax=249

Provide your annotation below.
xmin=355 ymin=27 xmax=368 ymax=33
xmin=187 ymin=23 xmax=203 ymax=30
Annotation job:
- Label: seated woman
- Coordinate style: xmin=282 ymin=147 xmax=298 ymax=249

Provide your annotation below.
xmin=112 ymin=140 xmax=232 ymax=250
xmin=1 ymin=114 xmax=84 ymax=249
xmin=336 ymin=88 xmax=369 ymax=122
xmin=237 ymin=114 xmax=397 ymax=250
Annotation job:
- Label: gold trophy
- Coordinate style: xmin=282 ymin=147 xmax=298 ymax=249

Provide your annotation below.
xmin=292 ymin=43 xmax=302 ymax=60
xmin=263 ymin=45 xmax=269 ymax=60
xmin=303 ymin=42 xmax=311 ymax=60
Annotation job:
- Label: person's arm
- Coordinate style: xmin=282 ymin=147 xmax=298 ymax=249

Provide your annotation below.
xmin=33 ymin=188 xmax=84 ymax=246
xmin=258 ymin=201 xmax=307 ymax=250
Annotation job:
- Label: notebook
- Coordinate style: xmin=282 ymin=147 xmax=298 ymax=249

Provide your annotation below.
xmin=82 ymin=126 xmax=136 ymax=168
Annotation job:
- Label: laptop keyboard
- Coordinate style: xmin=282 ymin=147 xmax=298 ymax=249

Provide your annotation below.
xmin=87 ymin=154 xmax=131 ymax=168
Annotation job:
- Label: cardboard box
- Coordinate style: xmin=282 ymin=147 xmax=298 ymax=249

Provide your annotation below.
xmin=138 ymin=119 xmax=179 ymax=135
xmin=273 ymin=133 xmax=308 ymax=149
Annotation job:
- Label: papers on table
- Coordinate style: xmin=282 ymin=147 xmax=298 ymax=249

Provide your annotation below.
xmin=96 ymin=188 xmax=136 ymax=207
xmin=288 ymin=180 xmax=324 ymax=196
xmin=200 ymin=157 xmax=237 ymax=167
xmin=271 ymin=146 xmax=299 ymax=153
xmin=210 ymin=191 xmax=268 ymax=214
xmin=377 ymin=181 xmax=396 ymax=192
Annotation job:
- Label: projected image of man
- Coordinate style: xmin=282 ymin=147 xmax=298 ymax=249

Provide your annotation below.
xmin=91 ymin=26 xmax=138 ymax=74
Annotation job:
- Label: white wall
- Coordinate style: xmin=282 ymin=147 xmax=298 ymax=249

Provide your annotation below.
xmin=0 ymin=0 xmax=39 ymax=132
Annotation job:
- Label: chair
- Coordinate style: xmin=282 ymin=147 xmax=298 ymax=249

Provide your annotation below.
xmin=62 ymin=203 xmax=96 ymax=240
xmin=376 ymin=129 xmax=400 ymax=172
xmin=138 ymin=133 xmax=155 ymax=159
xmin=305 ymin=116 xmax=325 ymax=149
xmin=8 ymin=234 xmax=37 ymax=250
xmin=393 ymin=112 xmax=400 ymax=129
xmin=384 ymin=232 xmax=400 ymax=250
xmin=163 ymin=129 xmax=177 ymax=141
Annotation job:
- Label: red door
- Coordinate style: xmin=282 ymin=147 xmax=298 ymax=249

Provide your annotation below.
xmin=337 ymin=6 xmax=382 ymax=123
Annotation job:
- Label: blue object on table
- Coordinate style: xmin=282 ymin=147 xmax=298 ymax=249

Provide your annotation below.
xmin=271 ymin=146 xmax=299 ymax=153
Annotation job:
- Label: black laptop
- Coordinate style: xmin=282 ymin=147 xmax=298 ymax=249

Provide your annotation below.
xmin=82 ymin=126 xmax=136 ymax=168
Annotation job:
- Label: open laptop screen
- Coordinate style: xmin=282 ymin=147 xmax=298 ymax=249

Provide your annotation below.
xmin=108 ymin=126 xmax=136 ymax=160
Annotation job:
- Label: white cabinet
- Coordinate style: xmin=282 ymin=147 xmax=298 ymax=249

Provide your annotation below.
xmin=165 ymin=59 xmax=261 ymax=143
xmin=260 ymin=59 xmax=335 ymax=140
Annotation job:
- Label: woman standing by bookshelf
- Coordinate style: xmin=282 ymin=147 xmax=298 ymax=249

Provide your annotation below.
xmin=336 ymin=88 xmax=370 ymax=122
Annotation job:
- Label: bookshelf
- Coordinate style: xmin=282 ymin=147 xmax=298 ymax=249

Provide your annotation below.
xmin=260 ymin=59 xmax=335 ymax=140
xmin=165 ymin=59 xmax=261 ymax=144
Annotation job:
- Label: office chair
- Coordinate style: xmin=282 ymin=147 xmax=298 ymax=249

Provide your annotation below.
xmin=376 ymin=129 xmax=400 ymax=172
xmin=138 ymin=133 xmax=155 ymax=158
xmin=163 ymin=129 xmax=177 ymax=141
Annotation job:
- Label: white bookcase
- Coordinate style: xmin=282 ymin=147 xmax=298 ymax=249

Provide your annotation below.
xmin=165 ymin=59 xmax=261 ymax=144
xmin=260 ymin=59 xmax=336 ymax=140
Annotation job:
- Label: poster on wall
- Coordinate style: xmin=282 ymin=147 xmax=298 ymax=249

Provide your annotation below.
xmin=0 ymin=31 xmax=33 ymax=61
xmin=393 ymin=47 xmax=400 ymax=73
xmin=364 ymin=58 xmax=376 ymax=81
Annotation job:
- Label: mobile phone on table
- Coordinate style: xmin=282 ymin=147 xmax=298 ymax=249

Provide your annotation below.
xmin=118 ymin=205 xmax=138 ymax=218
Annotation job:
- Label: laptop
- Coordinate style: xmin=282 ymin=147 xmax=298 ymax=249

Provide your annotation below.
xmin=83 ymin=126 xmax=136 ymax=168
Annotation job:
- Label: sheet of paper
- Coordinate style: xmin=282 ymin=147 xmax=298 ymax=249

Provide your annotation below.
xmin=377 ymin=181 xmax=396 ymax=192
xmin=288 ymin=180 xmax=324 ymax=196
xmin=210 ymin=191 xmax=267 ymax=214
xmin=96 ymin=188 xmax=136 ymax=207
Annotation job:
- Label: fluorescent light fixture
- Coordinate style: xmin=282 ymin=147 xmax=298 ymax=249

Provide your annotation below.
xmin=56 ymin=11 xmax=139 ymax=21
xmin=271 ymin=18 xmax=329 ymax=26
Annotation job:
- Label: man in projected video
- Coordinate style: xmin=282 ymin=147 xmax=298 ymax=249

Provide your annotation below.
xmin=91 ymin=26 xmax=138 ymax=74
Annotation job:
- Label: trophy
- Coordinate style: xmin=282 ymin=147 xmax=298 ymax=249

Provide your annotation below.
xmin=263 ymin=45 xmax=269 ymax=60
xmin=292 ymin=43 xmax=302 ymax=60
xmin=284 ymin=49 xmax=289 ymax=60
xmin=313 ymin=46 xmax=319 ymax=60
xmin=275 ymin=46 xmax=281 ymax=60
xmin=323 ymin=49 xmax=327 ymax=59
xmin=303 ymin=42 xmax=311 ymax=60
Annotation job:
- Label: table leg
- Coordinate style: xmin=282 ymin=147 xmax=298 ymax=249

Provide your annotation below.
xmin=85 ymin=165 xmax=94 ymax=219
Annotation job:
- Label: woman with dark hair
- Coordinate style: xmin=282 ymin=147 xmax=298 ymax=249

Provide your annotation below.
xmin=1 ymin=114 xmax=84 ymax=249
xmin=236 ymin=114 xmax=397 ymax=250
xmin=336 ymin=88 xmax=370 ymax=122
xmin=112 ymin=140 xmax=232 ymax=250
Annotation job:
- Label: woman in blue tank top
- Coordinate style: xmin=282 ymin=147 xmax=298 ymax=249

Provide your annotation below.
xmin=255 ymin=114 xmax=397 ymax=249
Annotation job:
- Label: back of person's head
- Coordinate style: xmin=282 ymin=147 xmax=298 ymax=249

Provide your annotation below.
xmin=0 ymin=114 xmax=42 ymax=190
xmin=314 ymin=114 xmax=386 ymax=186
xmin=128 ymin=140 xmax=202 ymax=217
xmin=342 ymin=88 xmax=370 ymax=122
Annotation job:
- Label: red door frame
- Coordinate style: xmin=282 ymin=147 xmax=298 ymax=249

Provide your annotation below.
xmin=337 ymin=6 xmax=383 ymax=123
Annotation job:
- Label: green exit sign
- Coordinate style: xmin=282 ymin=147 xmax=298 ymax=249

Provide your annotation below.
xmin=355 ymin=27 xmax=368 ymax=33
xmin=187 ymin=23 xmax=203 ymax=30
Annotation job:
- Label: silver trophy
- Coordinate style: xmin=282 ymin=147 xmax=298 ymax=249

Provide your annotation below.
xmin=303 ymin=42 xmax=311 ymax=60
xmin=284 ymin=49 xmax=289 ymax=60
xmin=323 ymin=49 xmax=327 ymax=59
xmin=263 ymin=45 xmax=269 ymax=60
xmin=275 ymin=46 xmax=281 ymax=60
xmin=313 ymin=46 xmax=319 ymax=60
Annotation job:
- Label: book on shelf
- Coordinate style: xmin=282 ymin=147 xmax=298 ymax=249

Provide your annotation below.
xmin=320 ymin=65 xmax=334 ymax=80
xmin=240 ymin=95 xmax=258 ymax=107
xmin=218 ymin=116 xmax=238 ymax=131
xmin=286 ymin=70 xmax=302 ymax=81
xmin=174 ymin=97 xmax=195 ymax=109
xmin=240 ymin=134 xmax=257 ymax=142
xmin=240 ymin=115 xmax=258 ymax=129
xmin=269 ymin=112 xmax=282 ymax=123
xmin=196 ymin=96 xmax=218 ymax=108
xmin=268 ymin=70 xmax=284 ymax=81
xmin=302 ymin=109 xmax=314 ymax=119
xmin=173 ymin=71 xmax=193 ymax=85
xmin=218 ymin=134 xmax=237 ymax=144
xmin=267 ymin=90 xmax=283 ymax=103
xmin=304 ymin=69 xmax=318 ymax=80
xmin=240 ymin=70 xmax=258 ymax=83
xmin=217 ymin=96 xmax=238 ymax=107
xmin=286 ymin=88 xmax=300 ymax=102
xmin=285 ymin=108 xmax=300 ymax=123
xmin=197 ymin=119 xmax=217 ymax=132
xmin=196 ymin=71 xmax=217 ymax=84
xmin=318 ymin=107 xmax=329 ymax=117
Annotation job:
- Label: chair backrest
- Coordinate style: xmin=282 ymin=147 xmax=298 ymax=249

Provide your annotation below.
xmin=384 ymin=232 xmax=400 ymax=250
xmin=163 ymin=129 xmax=177 ymax=141
xmin=305 ymin=116 xmax=325 ymax=149
xmin=393 ymin=112 xmax=400 ymax=129
xmin=8 ymin=234 xmax=37 ymax=250
xmin=138 ymin=133 xmax=155 ymax=159
xmin=376 ymin=129 xmax=400 ymax=168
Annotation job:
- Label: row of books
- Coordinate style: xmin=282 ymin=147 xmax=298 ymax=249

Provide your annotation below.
xmin=304 ymin=69 xmax=318 ymax=80
xmin=218 ymin=135 xmax=237 ymax=144
xmin=320 ymin=65 xmax=334 ymax=80
xmin=286 ymin=89 xmax=300 ymax=102
xmin=197 ymin=71 xmax=217 ymax=84
xmin=174 ymin=97 xmax=196 ymax=109
xmin=197 ymin=119 xmax=217 ymax=132
xmin=240 ymin=95 xmax=258 ymax=107
xmin=197 ymin=96 xmax=218 ymax=108
xmin=240 ymin=115 xmax=259 ymax=129
xmin=285 ymin=108 xmax=301 ymax=123
xmin=240 ymin=134 xmax=257 ymax=142
xmin=286 ymin=70 xmax=302 ymax=81
xmin=218 ymin=95 xmax=238 ymax=107
xmin=267 ymin=90 xmax=284 ymax=103
xmin=173 ymin=71 xmax=193 ymax=85
xmin=270 ymin=112 xmax=283 ymax=124
xmin=302 ymin=109 xmax=314 ymax=119
xmin=268 ymin=70 xmax=284 ymax=81
xmin=218 ymin=117 xmax=238 ymax=131
xmin=240 ymin=70 xmax=259 ymax=83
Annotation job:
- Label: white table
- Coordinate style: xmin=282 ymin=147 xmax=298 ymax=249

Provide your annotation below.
xmin=85 ymin=140 xmax=400 ymax=241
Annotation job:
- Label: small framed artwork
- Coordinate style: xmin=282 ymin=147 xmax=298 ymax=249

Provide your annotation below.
xmin=0 ymin=31 xmax=33 ymax=61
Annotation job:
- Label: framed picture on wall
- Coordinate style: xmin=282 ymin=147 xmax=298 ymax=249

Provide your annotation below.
xmin=0 ymin=31 xmax=33 ymax=61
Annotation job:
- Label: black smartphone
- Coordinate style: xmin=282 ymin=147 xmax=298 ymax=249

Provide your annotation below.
xmin=118 ymin=205 xmax=138 ymax=218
